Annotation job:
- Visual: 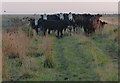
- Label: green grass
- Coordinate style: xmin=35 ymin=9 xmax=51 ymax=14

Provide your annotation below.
xmin=52 ymin=36 xmax=100 ymax=81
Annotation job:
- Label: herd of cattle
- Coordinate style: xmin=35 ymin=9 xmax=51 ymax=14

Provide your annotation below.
xmin=27 ymin=12 xmax=107 ymax=38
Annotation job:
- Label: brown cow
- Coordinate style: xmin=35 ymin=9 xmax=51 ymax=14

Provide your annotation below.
xmin=89 ymin=14 xmax=103 ymax=33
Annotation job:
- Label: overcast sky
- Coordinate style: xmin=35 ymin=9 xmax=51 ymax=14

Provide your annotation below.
xmin=2 ymin=2 xmax=118 ymax=14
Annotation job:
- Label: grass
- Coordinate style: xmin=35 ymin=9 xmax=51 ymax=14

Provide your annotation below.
xmin=2 ymin=15 xmax=118 ymax=81
xmin=52 ymin=35 xmax=100 ymax=81
xmin=0 ymin=27 xmax=2 ymax=82
xmin=52 ymin=32 xmax=118 ymax=81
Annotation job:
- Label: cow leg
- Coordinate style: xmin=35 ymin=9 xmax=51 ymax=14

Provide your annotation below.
xmin=73 ymin=27 xmax=75 ymax=32
xmin=67 ymin=26 xmax=71 ymax=36
xmin=76 ymin=27 xmax=78 ymax=33
xmin=64 ymin=28 xmax=66 ymax=32
xmin=64 ymin=28 xmax=66 ymax=34
xmin=39 ymin=30 xmax=43 ymax=35
xmin=84 ymin=28 xmax=87 ymax=34
xmin=57 ymin=30 xmax=60 ymax=38
xmin=60 ymin=30 xmax=63 ymax=38
xmin=38 ymin=28 xmax=41 ymax=35
xmin=44 ymin=31 xmax=46 ymax=36
xmin=70 ymin=28 xmax=72 ymax=36
xmin=48 ymin=29 xmax=50 ymax=34
xmin=52 ymin=30 xmax=55 ymax=35
xmin=34 ymin=26 xmax=38 ymax=34
xmin=56 ymin=30 xmax=57 ymax=36
xmin=78 ymin=28 xmax=81 ymax=34
xmin=87 ymin=28 xmax=89 ymax=34
xmin=35 ymin=28 xmax=38 ymax=35
xmin=43 ymin=29 xmax=46 ymax=36
xmin=93 ymin=28 xmax=95 ymax=33
xmin=67 ymin=28 xmax=69 ymax=34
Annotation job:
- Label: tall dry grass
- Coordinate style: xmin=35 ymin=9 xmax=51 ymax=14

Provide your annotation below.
xmin=2 ymin=29 xmax=30 ymax=58
xmin=2 ymin=28 xmax=31 ymax=80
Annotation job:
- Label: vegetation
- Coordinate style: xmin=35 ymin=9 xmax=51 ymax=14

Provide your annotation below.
xmin=0 ymin=28 xmax=2 ymax=82
xmin=2 ymin=15 xmax=118 ymax=81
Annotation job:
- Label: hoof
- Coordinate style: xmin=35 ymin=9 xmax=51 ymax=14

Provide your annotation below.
xmin=56 ymin=36 xmax=59 ymax=38
xmin=60 ymin=36 xmax=63 ymax=38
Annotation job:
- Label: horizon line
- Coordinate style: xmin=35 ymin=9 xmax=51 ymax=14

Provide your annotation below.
xmin=1 ymin=12 xmax=118 ymax=15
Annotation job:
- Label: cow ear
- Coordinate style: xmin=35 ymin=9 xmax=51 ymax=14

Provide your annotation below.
xmin=99 ymin=14 xmax=102 ymax=17
xmin=96 ymin=14 xmax=102 ymax=17
xmin=57 ymin=14 xmax=59 ymax=16
xmin=41 ymin=15 xmax=43 ymax=18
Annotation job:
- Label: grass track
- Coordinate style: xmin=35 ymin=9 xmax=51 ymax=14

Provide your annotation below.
xmin=51 ymin=32 xmax=118 ymax=81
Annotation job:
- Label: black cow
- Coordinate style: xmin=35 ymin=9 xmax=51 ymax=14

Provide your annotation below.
xmin=38 ymin=19 xmax=70 ymax=38
xmin=47 ymin=14 xmax=59 ymax=20
xmin=62 ymin=13 xmax=76 ymax=36
xmin=76 ymin=14 xmax=93 ymax=34
xmin=29 ymin=13 xmax=107 ymax=37
xmin=39 ymin=14 xmax=60 ymax=34
xmin=38 ymin=13 xmax=75 ymax=37
xmin=99 ymin=20 xmax=108 ymax=30
xmin=28 ymin=18 xmax=38 ymax=34
xmin=72 ymin=14 xmax=84 ymax=32
xmin=47 ymin=14 xmax=60 ymax=34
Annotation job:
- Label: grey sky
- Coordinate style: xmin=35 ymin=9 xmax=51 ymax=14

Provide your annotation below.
xmin=2 ymin=2 xmax=118 ymax=14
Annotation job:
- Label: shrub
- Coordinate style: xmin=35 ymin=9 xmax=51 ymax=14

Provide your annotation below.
xmin=44 ymin=55 xmax=55 ymax=68
xmin=22 ymin=27 xmax=33 ymax=38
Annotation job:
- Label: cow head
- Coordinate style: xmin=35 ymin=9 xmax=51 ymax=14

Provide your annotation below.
xmin=43 ymin=14 xmax=47 ymax=20
xmin=59 ymin=13 xmax=64 ymax=20
xmin=96 ymin=14 xmax=102 ymax=17
xmin=99 ymin=20 xmax=108 ymax=29
xmin=103 ymin=21 xmax=108 ymax=24
xmin=28 ymin=18 xmax=36 ymax=29
xmin=95 ymin=14 xmax=102 ymax=20
xmin=68 ymin=12 xmax=73 ymax=20
xmin=63 ymin=13 xmax=68 ymax=20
